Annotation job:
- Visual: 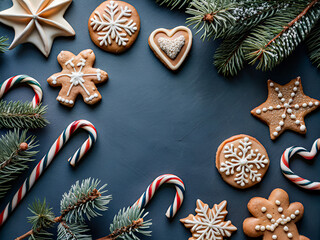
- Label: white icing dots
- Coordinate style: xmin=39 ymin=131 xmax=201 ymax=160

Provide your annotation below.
xmin=272 ymin=235 xmax=277 ymax=239
xmin=270 ymin=82 xmax=274 ymax=87
xmin=316 ymin=101 xmax=319 ymax=106
xmin=281 ymin=98 xmax=285 ymax=102
xmin=294 ymin=104 xmax=299 ymax=109
xmin=281 ymin=114 xmax=286 ymax=119
xmin=278 ymin=93 xmax=283 ymax=98
xmin=277 ymin=105 xmax=281 ymax=109
xmin=309 ymin=102 xmax=313 ymax=107
xmin=273 ymin=132 xmax=278 ymax=137
xmin=288 ymin=233 xmax=293 ymax=238
xmin=284 ymin=226 xmax=289 ymax=232
xmin=263 ymin=107 xmax=267 ymax=112
xmin=261 ymin=207 xmax=267 ymax=213
xmin=291 ymin=93 xmax=295 ymax=97
xmin=295 ymin=120 xmax=300 ymax=125
xmin=276 ymin=126 xmax=281 ymax=132
xmin=295 ymin=210 xmax=300 ymax=215
xmin=293 ymin=87 xmax=297 ymax=92
xmin=303 ymin=103 xmax=307 ymax=107
xmin=268 ymin=106 xmax=273 ymax=110
xmin=279 ymin=121 xmax=284 ymax=126
xmin=267 ymin=214 xmax=272 ymax=219
xmin=287 ymin=109 xmax=292 ymax=114
xmin=278 ymin=207 xmax=283 ymax=213
xmin=295 ymin=81 xmax=300 ymax=86
xmin=290 ymin=114 xmax=296 ymax=119
xmin=255 ymin=225 xmax=260 ymax=231
xmin=300 ymin=125 xmax=306 ymax=131
xmin=256 ymin=109 xmax=261 ymax=114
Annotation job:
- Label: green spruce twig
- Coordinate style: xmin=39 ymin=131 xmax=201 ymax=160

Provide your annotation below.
xmin=0 ymin=36 xmax=8 ymax=53
xmin=16 ymin=178 xmax=112 ymax=240
xmin=0 ymin=101 xmax=48 ymax=129
xmin=97 ymin=207 xmax=152 ymax=240
xmin=307 ymin=21 xmax=320 ymax=68
xmin=0 ymin=129 xmax=38 ymax=199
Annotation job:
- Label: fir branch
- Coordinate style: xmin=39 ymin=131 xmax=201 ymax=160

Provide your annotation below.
xmin=0 ymin=36 xmax=8 ymax=53
xmin=0 ymin=101 xmax=48 ymax=129
xmin=307 ymin=22 xmax=320 ymax=68
xmin=156 ymin=0 xmax=191 ymax=9
xmin=57 ymin=222 xmax=91 ymax=240
xmin=60 ymin=178 xmax=112 ymax=223
xmin=97 ymin=207 xmax=152 ymax=240
xmin=0 ymin=129 xmax=38 ymax=199
xmin=186 ymin=0 xmax=236 ymax=40
xmin=16 ymin=178 xmax=112 ymax=240
xmin=214 ymin=33 xmax=248 ymax=76
xmin=245 ymin=0 xmax=320 ymax=71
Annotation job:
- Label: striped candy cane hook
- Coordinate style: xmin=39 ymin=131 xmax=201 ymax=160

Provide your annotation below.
xmin=281 ymin=138 xmax=320 ymax=190
xmin=0 ymin=75 xmax=43 ymax=108
xmin=132 ymin=174 xmax=185 ymax=218
xmin=0 ymin=120 xmax=97 ymax=226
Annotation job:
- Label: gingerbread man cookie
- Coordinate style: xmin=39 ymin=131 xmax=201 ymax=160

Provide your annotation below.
xmin=243 ymin=188 xmax=309 ymax=240
xmin=47 ymin=49 xmax=108 ymax=107
xmin=216 ymin=134 xmax=269 ymax=189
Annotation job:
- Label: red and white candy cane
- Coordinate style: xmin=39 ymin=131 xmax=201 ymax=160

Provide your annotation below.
xmin=0 ymin=75 xmax=43 ymax=108
xmin=132 ymin=174 xmax=185 ymax=218
xmin=281 ymin=138 xmax=320 ymax=190
xmin=0 ymin=120 xmax=97 ymax=226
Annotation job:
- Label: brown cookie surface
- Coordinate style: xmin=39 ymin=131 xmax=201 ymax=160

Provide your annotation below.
xmin=251 ymin=77 xmax=320 ymax=140
xmin=47 ymin=49 xmax=108 ymax=107
xmin=216 ymin=134 xmax=269 ymax=189
xmin=148 ymin=26 xmax=192 ymax=71
xmin=180 ymin=199 xmax=237 ymax=240
xmin=243 ymin=188 xmax=309 ymax=240
xmin=88 ymin=0 xmax=140 ymax=54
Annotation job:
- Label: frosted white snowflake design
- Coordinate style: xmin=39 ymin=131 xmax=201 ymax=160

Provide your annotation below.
xmin=51 ymin=58 xmax=102 ymax=103
xmin=90 ymin=1 xmax=138 ymax=47
xmin=181 ymin=200 xmax=237 ymax=240
xmin=220 ymin=137 xmax=269 ymax=187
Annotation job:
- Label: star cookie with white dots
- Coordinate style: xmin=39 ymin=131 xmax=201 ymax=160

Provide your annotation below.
xmin=251 ymin=77 xmax=320 ymax=140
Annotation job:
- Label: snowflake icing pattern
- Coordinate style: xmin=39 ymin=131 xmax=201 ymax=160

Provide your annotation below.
xmin=220 ymin=137 xmax=269 ymax=187
xmin=90 ymin=1 xmax=138 ymax=47
xmin=181 ymin=200 xmax=237 ymax=240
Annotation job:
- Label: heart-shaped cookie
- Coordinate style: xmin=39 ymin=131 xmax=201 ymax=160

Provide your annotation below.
xmin=281 ymin=138 xmax=320 ymax=190
xmin=148 ymin=26 xmax=192 ymax=71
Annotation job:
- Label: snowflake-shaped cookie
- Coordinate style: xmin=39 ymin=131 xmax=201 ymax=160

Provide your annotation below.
xmin=181 ymin=199 xmax=237 ymax=240
xmin=47 ymin=49 xmax=108 ymax=107
xmin=0 ymin=0 xmax=75 ymax=57
xmin=243 ymin=188 xmax=309 ymax=240
xmin=216 ymin=135 xmax=269 ymax=189
xmin=251 ymin=77 xmax=320 ymax=140
xmin=89 ymin=0 xmax=140 ymax=53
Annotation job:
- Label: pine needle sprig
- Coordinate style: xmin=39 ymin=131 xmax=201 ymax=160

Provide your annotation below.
xmin=16 ymin=178 xmax=112 ymax=240
xmin=0 ymin=101 xmax=48 ymax=129
xmin=307 ymin=22 xmax=320 ymax=67
xmin=60 ymin=178 xmax=112 ymax=223
xmin=214 ymin=33 xmax=248 ymax=76
xmin=0 ymin=129 xmax=38 ymax=199
xmin=97 ymin=207 xmax=152 ymax=240
xmin=186 ymin=0 xmax=236 ymax=40
xmin=156 ymin=0 xmax=191 ymax=9
xmin=0 ymin=36 xmax=8 ymax=53
xmin=244 ymin=0 xmax=320 ymax=71
xmin=57 ymin=222 xmax=91 ymax=240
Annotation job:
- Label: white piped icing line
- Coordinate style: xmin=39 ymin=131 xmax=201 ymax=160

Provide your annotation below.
xmin=255 ymin=200 xmax=300 ymax=239
xmin=158 ymin=35 xmax=185 ymax=59
xmin=90 ymin=1 xmax=138 ymax=47
xmin=51 ymin=58 xmax=102 ymax=102
xmin=255 ymin=79 xmax=320 ymax=137
xmin=220 ymin=137 xmax=269 ymax=187
xmin=149 ymin=26 xmax=192 ymax=71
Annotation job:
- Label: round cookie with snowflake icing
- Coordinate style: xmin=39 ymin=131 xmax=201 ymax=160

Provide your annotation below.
xmin=88 ymin=0 xmax=140 ymax=54
xmin=216 ymin=134 xmax=269 ymax=189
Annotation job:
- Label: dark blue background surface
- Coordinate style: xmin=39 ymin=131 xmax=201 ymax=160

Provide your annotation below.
xmin=0 ymin=0 xmax=320 ymax=239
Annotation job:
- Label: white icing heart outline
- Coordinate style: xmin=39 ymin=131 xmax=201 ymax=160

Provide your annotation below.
xmin=149 ymin=26 xmax=192 ymax=71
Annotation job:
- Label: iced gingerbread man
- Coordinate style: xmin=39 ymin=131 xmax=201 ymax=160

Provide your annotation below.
xmin=243 ymin=188 xmax=309 ymax=240
xmin=47 ymin=49 xmax=108 ymax=107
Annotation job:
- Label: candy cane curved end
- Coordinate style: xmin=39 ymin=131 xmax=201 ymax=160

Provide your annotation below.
xmin=0 ymin=75 xmax=43 ymax=108
xmin=280 ymin=139 xmax=320 ymax=190
xmin=0 ymin=120 xmax=97 ymax=226
xmin=133 ymin=174 xmax=185 ymax=219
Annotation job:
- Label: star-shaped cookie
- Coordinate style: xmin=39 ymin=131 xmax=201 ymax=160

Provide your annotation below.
xmin=243 ymin=188 xmax=309 ymax=240
xmin=0 ymin=0 xmax=75 ymax=57
xmin=47 ymin=49 xmax=108 ymax=107
xmin=180 ymin=199 xmax=237 ymax=240
xmin=251 ymin=77 xmax=320 ymax=140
